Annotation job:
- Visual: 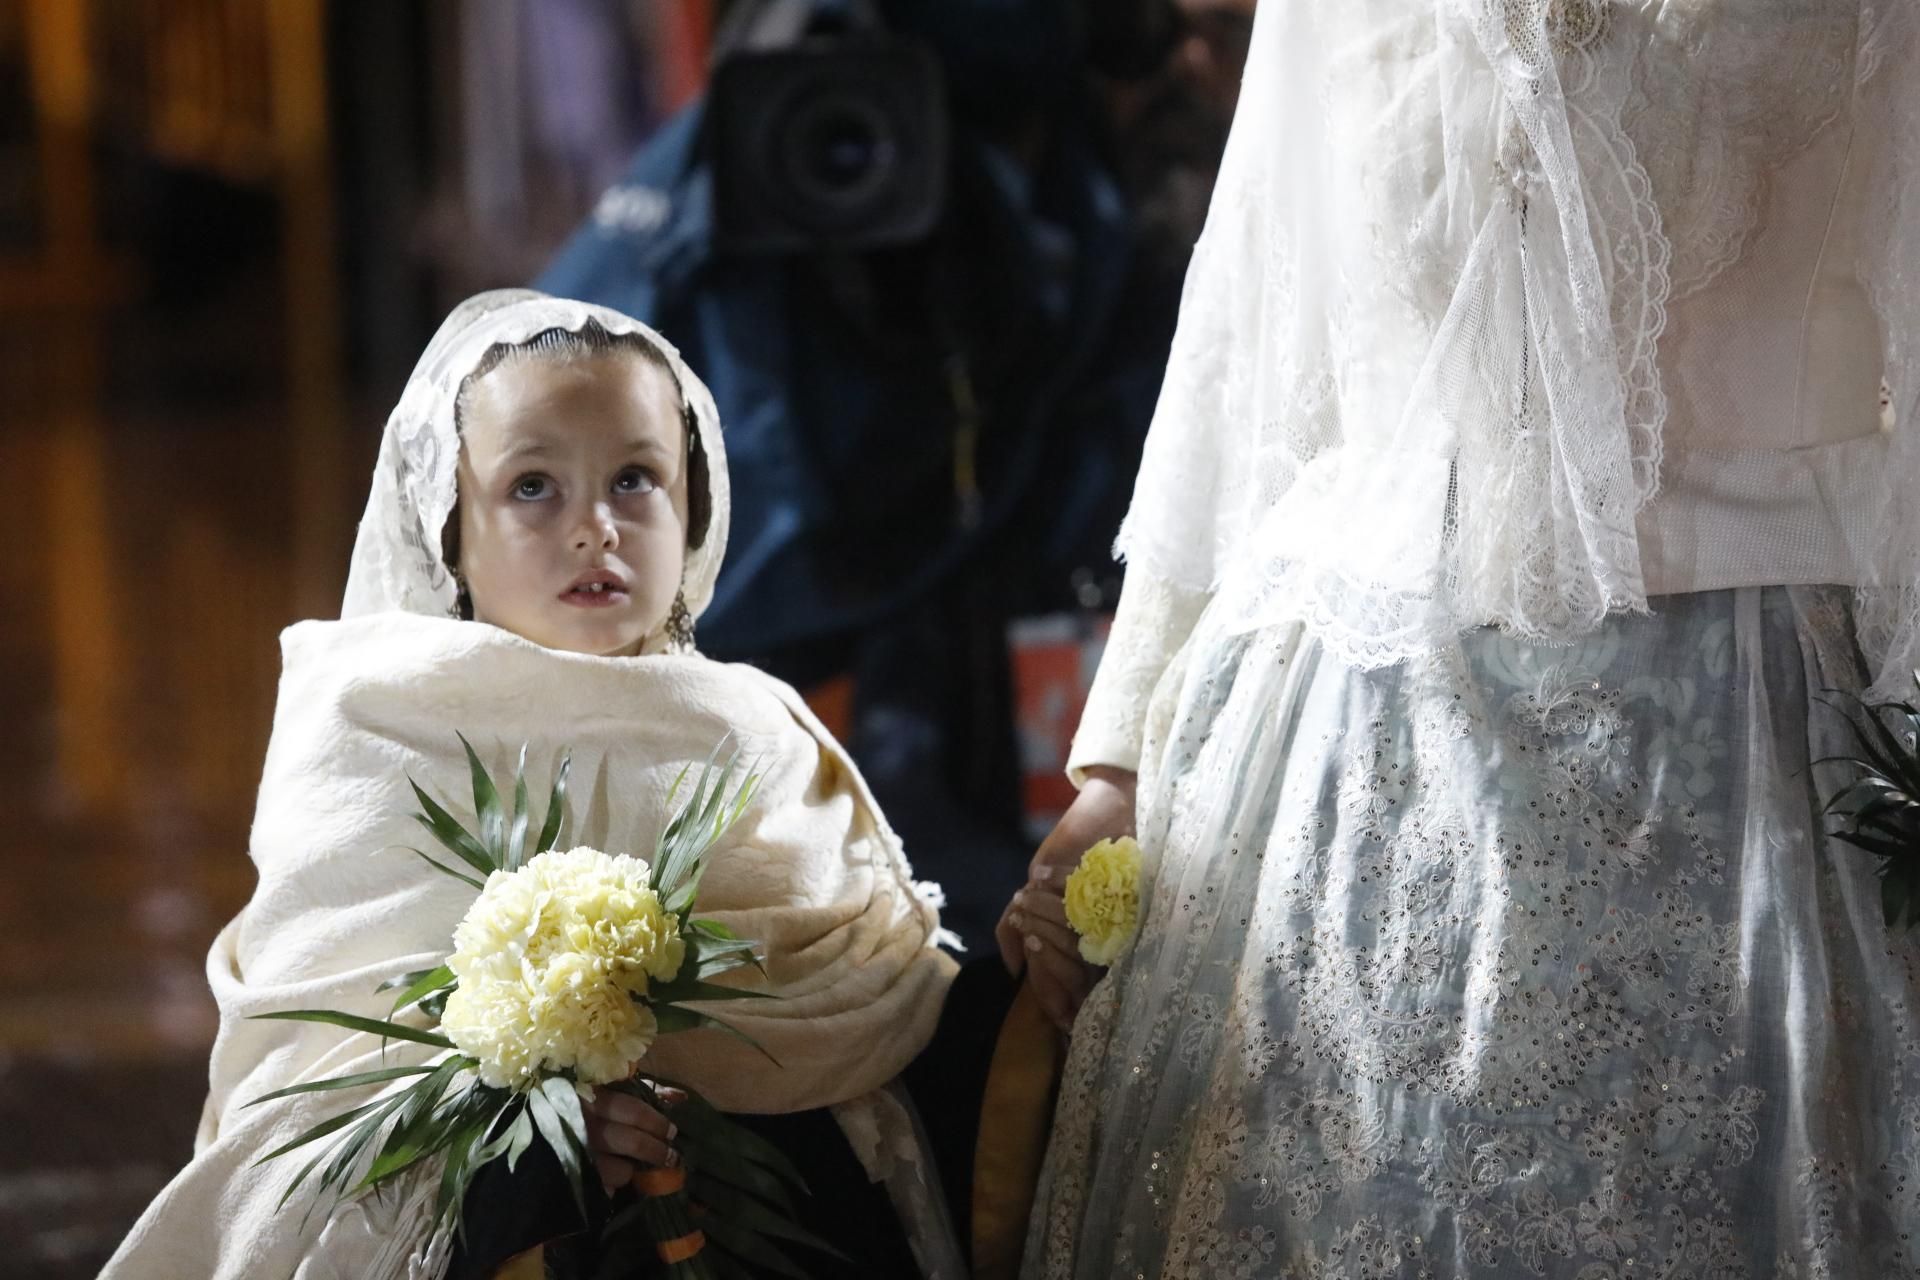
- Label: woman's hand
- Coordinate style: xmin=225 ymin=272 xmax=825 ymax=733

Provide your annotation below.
xmin=584 ymin=1076 xmax=686 ymax=1194
xmin=996 ymin=766 xmax=1137 ymax=1032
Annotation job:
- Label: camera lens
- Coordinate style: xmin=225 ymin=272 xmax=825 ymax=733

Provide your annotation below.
xmin=712 ymin=40 xmax=946 ymax=253
xmin=776 ymin=87 xmax=898 ymax=228
xmin=810 ymin=113 xmax=881 ymax=189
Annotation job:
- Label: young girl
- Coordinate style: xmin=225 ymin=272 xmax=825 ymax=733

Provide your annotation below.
xmin=100 ymin=291 xmax=966 ymax=1279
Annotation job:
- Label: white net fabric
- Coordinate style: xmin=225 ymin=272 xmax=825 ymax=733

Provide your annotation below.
xmin=1116 ymin=0 xmax=1920 ymax=690
xmin=340 ymin=290 xmax=732 ymax=637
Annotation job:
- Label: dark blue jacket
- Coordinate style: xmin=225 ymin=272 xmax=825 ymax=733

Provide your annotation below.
xmin=539 ymin=100 xmax=1170 ymax=667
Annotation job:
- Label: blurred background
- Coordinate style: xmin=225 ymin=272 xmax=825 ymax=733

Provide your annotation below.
xmin=0 ymin=0 xmax=1251 ymax=1273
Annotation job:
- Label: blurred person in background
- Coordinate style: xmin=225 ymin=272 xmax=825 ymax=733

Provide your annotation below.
xmin=538 ymin=0 xmax=1254 ymax=954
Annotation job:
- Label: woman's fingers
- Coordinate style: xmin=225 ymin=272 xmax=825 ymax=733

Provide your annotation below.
xmin=1016 ymin=884 xmax=1073 ymax=929
xmin=586 ymin=1114 xmax=678 ymax=1168
xmin=1010 ymin=902 xmax=1079 ymax=959
xmin=595 ymin=1151 xmax=635 ymax=1196
xmin=1025 ymin=938 xmax=1092 ymax=1032
xmin=593 ymin=1090 xmax=674 ymax=1137
xmin=995 ymin=912 xmax=1029 ymax=978
xmin=585 ymin=1093 xmax=679 ymax=1170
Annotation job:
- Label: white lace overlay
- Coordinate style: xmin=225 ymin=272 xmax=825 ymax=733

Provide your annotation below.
xmin=1854 ymin=2 xmax=1920 ymax=699
xmin=1115 ymin=0 xmax=1920 ymax=695
xmin=1029 ymin=587 xmax=1920 ymax=1278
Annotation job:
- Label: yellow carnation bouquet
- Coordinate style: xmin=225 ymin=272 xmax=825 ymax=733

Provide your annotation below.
xmin=251 ymin=737 xmax=828 ymax=1278
xmin=1063 ymin=836 xmax=1145 ymax=966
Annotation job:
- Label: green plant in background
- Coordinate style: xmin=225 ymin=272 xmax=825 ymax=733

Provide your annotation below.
xmin=1820 ymin=678 xmax=1920 ymax=932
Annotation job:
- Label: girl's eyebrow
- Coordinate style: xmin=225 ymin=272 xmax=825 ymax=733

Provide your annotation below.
xmin=497 ymin=435 xmax=670 ymax=466
xmin=500 ymin=438 xmax=559 ymax=463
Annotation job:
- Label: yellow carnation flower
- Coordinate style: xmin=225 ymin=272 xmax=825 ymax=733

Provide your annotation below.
xmin=443 ymin=846 xmax=679 ymax=1088
xmin=1063 ymin=836 xmax=1145 ymax=966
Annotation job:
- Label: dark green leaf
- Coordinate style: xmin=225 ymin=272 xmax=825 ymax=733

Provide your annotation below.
xmin=252 ymin=1008 xmax=454 ymax=1050
xmin=1833 ymin=829 xmax=1919 ymax=861
xmin=651 ymin=1004 xmax=779 ymax=1064
xmin=1854 ymin=707 xmax=1920 ymax=796
xmin=541 ymin=1076 xmax=589 ymax=1148
xmin=245 ymin=1062 xmax=443 ymax=1108
xmin=527 ymin=1081 xmax=589 ymax=1218
xmin=410 ymin=781 xmax=496 ymax=876
xmin=256 ymin=1094 xmax=397 ymax=1166
xmin=664 ymin=1092 xmax=810 ymax=1192
xmin=278 ymin=1137 xmax=343 ymax=1212
xmin=700 ymin=1225 xmax=814 ymax=1280
xmin=360 ymin=1057 xmax=467 ymax=1185
xmin=685 ymin=924 xmax=766 ymax=981
xmin=653 ymin=744 xmax=745 ymax=905
xmin=433 ymin=1115 xmax=480 ymax=1235
xmin=312 ymin=1095 xmax=404 ymax=1192
xmin=507 ymin=744 xmax=532 ymax=872
xmin=503 ymin=1106 xmax=535 ymax=1173
xmin=651 ymin=977 xmax=773 ymax=1006
xmin=459 ymin=733 xmax=506 ymax=865
xmin=536 ymin=754 xmax=572 ymax=854
xmin=388 ymin=965 xmax=457 ymax=1017
xmin=403 ymin=847 xmax=487 ymax=891
xmin=691 ymin=1172 xmax=846 ymax=1256
xmin=469 ymin=1099 xmax=526 ymax=1169
xmin=694 ymin=952 xmax=764 ymax=983
xmin=376 ymin=967 xmax=441 ymax=995
xmin=660 ymin=762 xmax=693 ymax=815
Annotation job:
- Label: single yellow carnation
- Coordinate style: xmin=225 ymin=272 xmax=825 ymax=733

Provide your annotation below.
xmin=1063 ymin=836 xmax=1145 ymax=966
xmin=444 ymin=846 xmax=679 ymax=1088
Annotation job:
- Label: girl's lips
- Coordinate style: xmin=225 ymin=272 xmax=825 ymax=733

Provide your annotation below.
xmin=559 ymin=584 xmax=630 ymax=608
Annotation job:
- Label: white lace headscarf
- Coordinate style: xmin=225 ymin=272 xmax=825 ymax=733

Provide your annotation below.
xmin=341 ymin=289 xmax=731 ymax=647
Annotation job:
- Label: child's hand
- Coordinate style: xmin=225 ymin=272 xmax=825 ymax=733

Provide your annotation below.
xmin=584 ymin=1076 xmax=686 ymax=1194
xmin=997 ymin=766 xmax=1137 ymax=1032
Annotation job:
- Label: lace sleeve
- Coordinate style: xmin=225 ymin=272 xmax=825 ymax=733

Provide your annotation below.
xmin=1066 ymin=570 xmax=1210 ymax=786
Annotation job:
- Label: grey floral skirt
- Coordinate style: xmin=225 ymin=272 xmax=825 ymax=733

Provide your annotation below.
xmin=1026 ymin=587 xmax=1920 ymax=1280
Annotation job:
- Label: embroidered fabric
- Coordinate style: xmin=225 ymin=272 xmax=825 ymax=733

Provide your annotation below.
xmin=1113 ymin=0 xmax=1920 ymax=695
xmin=1030 ymin=586 xmax=1920 ymax=1278
xmin=340 ymin=289 xmax=731 ymax=643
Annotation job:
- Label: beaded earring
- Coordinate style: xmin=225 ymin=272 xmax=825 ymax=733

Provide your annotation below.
xmin=664 ymin=590 xmax=696 ymax=654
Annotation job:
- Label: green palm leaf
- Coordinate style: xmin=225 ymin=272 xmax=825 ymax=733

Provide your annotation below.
xmin=536 ymin=754 xmax=572 ymax=854
xmin=252 ymin=1008 xmax=454 ymax=1050
xmin=409 ymin=781 xmax=496 ymax=878
xmin=1821 ymin=680 xmax=1920 ymax=931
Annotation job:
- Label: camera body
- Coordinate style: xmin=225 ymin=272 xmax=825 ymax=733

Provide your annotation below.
xmin=707 ymin=23 xmax=948 ymax=256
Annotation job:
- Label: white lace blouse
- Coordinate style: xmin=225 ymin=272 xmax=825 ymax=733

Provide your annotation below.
xmin=1070 ymin=0 xmax=1920 ymax=781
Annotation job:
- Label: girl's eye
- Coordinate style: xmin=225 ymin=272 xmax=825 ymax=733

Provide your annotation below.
xmin=512 ymin=474 xmax=552 ymax=501
xmin=613 ymin=466 xmax=658 ymax=496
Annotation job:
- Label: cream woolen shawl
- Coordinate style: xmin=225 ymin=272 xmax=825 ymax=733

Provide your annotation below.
xmin=101 ymin=614 xmax=958 ymax=1280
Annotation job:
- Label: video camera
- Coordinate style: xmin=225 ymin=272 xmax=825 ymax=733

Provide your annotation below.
xmin=705 ymin=0 xmax=1182 ymax=255
xmin=706 ymin=0 xmax=947 ymax=254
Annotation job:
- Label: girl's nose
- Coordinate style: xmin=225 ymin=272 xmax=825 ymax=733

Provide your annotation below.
xmin=573 ymin=502 xmax=618 ymax=551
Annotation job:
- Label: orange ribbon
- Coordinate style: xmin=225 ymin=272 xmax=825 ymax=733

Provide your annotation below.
xmin=634 ymin=1165 xmax=688 ymax=1198
xmin=655 ymin=1230 xmax=707 ymax=1264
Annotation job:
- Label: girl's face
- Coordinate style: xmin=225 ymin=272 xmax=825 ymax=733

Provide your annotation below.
xmin=455 ymin=352 xmax=691 ymax=657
